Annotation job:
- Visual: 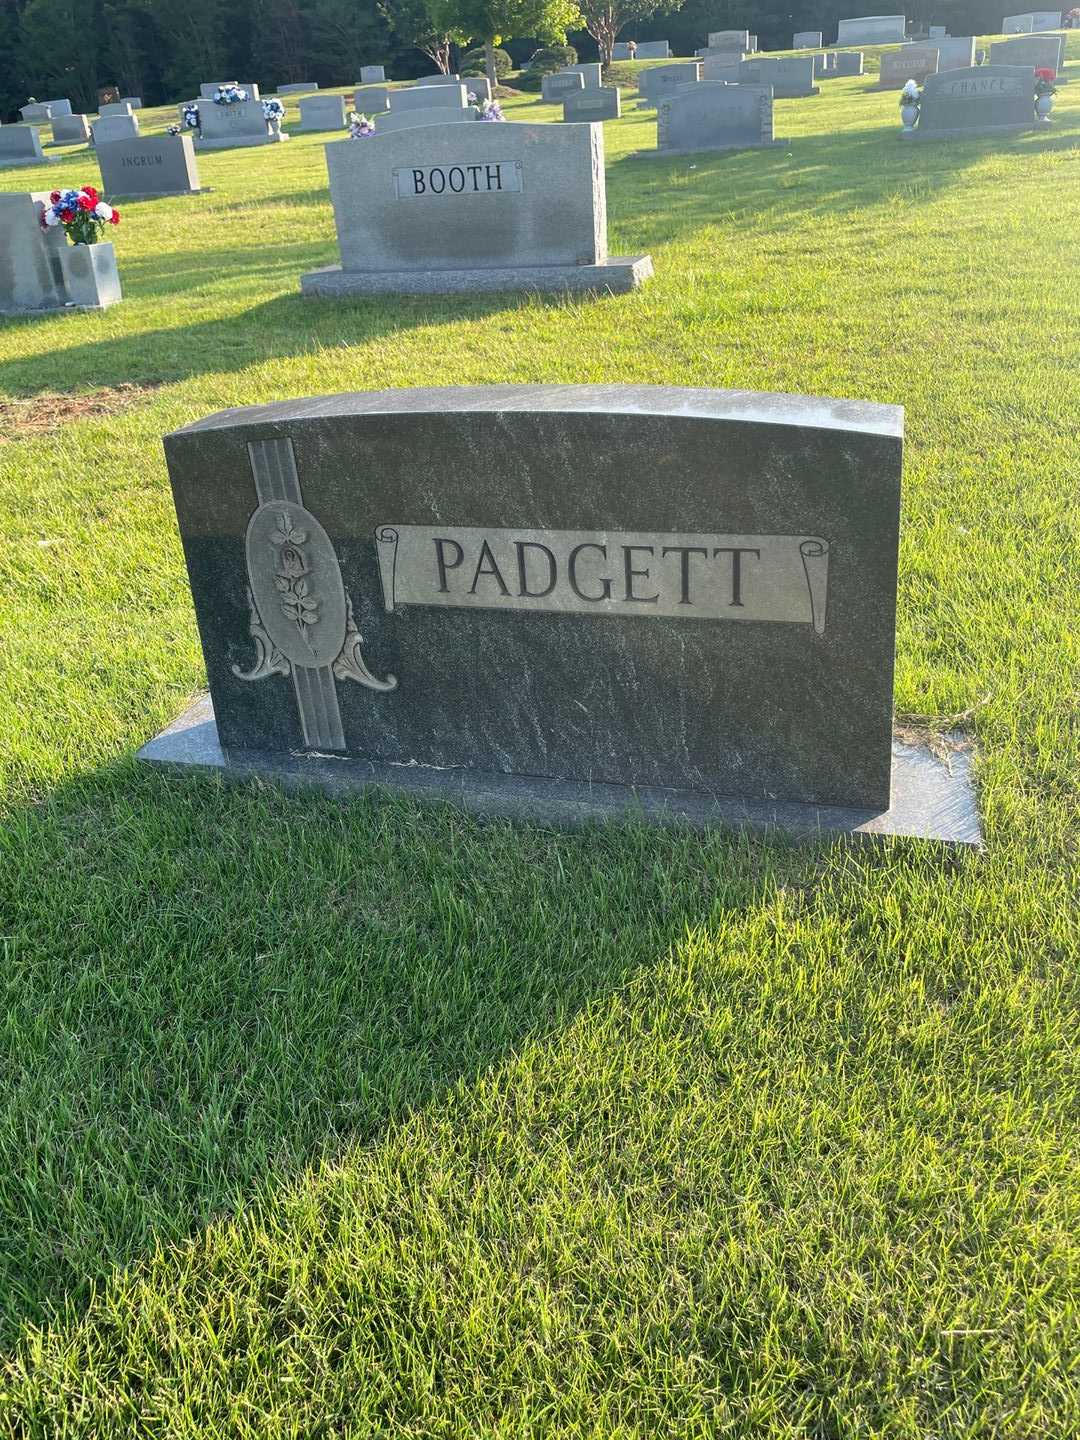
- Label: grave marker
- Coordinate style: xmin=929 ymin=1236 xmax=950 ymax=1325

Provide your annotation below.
xmin=657 ymin=82 xmax=784 ymax=154
xmin=298 ymin=95 xmax=348 ymax=131
xmin=0 ymin=192 xmax=68 ymax=311
xmin=635 ymin=41 xmax=672 ymax=59
xmin=0 ymin=125 xmax=56 ymax=166
xmin=360 ymin=66 xmax=387 ymax=84
xmin=910 ymin=63 xmax=1036 ymax=137
xmin=989 ymin=33 xmax=1066 ymax=73
xmin=196 ymin=97 xmax=288 ymax=149
xmin=374 ymin=107 xmax=479 ymax=133
xmin=391 ymin=83 xmax=470 ymax=111
xmin=278 ymin=82 xmax=318 ymax=93
xmin=738 ymin=57 xmax=819 ymax=97
xmin=300 ymin=122 xmax=652 ymax=296
xmin=836 ymin=15 xmax=907 ymax=44
xmin=140 ymin=384 xmax=977 ymax=842
xmin=563 ymin=86 xmax=622 ymax=121
xmin=91 ymin=113 xmax=140 ymax=144
xmin=794 ymin=30 xmax=823 ymax=47
xmin=1002 ymin=10 xmax=1061 ymax=31
xmin=96 ymin=133 xmax=203 ymax=197
xmin=541 ymin=71 xmax=586 ymax=101
xmin=639 ymin=62 xmax=702 ymax=105
xmin=879 ymin=46 xmax=939 ymax=87
xmin=50 ymin=114 xmax=92 ymax=144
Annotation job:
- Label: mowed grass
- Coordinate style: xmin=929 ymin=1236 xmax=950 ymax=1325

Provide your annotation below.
xmin=0 ymin=39 xmax=1078 ymax=1437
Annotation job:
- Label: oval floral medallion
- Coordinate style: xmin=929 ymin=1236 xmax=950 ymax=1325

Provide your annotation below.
xmin=245 ymin=502 xmax=348 ymax=666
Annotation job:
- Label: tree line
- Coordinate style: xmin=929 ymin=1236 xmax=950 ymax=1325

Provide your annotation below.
xmin=0 ymin=0 xmax=1014 ymax=119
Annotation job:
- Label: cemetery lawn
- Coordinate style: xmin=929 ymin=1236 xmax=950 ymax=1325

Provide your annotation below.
xmin=0 ymin=36 xmax=1078 ymax=1438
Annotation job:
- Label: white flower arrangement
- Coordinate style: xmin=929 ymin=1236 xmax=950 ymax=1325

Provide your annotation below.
xmin=181 ymin=102 xmax=200 ymax=130
xmin=263 ymin=98 xmax=286 ymax=122
xmin=349 ymin=111 xmax=376 ymax=138
xmin=214 ymin=85 xmax=248 ymax=105
xmin=478 ymin=99 xmax=505 ymax=122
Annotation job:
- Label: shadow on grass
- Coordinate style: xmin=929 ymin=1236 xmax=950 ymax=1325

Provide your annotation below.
xmin=606 ymin=119 xmax=1080 ymax=250
xmin=0 ymin=285 xmax=577 ymax=393
xmin=0 ymin=756 xmax=837 ymax=1348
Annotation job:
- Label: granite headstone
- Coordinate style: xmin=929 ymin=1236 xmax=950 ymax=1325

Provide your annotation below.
xmin=541 ymin=71 xmax=586 ymax=101
xmin=836 ymin=15 xmax=907 ymax=44
xmin=148 ymin=384 xmax=917 ymax=834
xmin=96 ymin=133 xmax=202 ymax=197
xmin=391 ymin=83 xmax=469 ymax=111
xmin=300 ymin=122 xmax=652 ymax=296
xmin=1002 ymin=11 xmax=1062 ymax=31
xmin=738 ymin=57 xmax=819 ymax=97
xmin=563 ymin=86 xmax=622 ymax=121
xmin=0 ymin=125 xmax=55 ymax=165
xmin=833 ymin=51 xmax=865 ymax=75
xmin=298 ymin=95 xmax=348 ymax=131
xmin=416 ymin=73 xmax=460 ymax=84
xmin=567 ymin=62 xmax=603 ymax=87
xmin=640 ymin=62 xmax=702 ymax=105
xmin=911 ymin=63 xmax=1036 ymax=136
xmin=353 ymin=86 xmax=391 ymax=113
xmin=196 ymin=97 xmax=287 ymax=149
xmin=373 ymin=107 xmax=479 ymax=133
xmin=794 ymin=30 xmax=823 ymax=46
xmin=635 ymin=41 xmax=672 ymax=59
xmin=91 ymin=113 xmax=140 ymax=143
xmin=989 ymin=33 xmax=1066 ymax=72
xmin=464 ymin=77 xmax=493 ymax=102
xmin=50 ymin=113 xmax=92 ymax=144
xmin=278 ymin=81 xmax=318 ymax=93
xmin=0 ymin=192 xmax=68 ymax=312
xmin=657 ymin=82 xmax=784 ymax=155
xmin=879 ymin=46 xmax=939 ymax=87
xmin=708 ymin=30 xmax=749 ymax=49
xmin=360 ymin=66 xmax=387 ymax=84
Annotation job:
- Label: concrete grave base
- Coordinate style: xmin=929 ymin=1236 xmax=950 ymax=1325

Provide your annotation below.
xmin=0 ymin=154 xmax=60 ymax=167
xmin=107 ymin=187 xmax=213 ymax=199
xmin=300 ymin=256 xmax=654 ymax=297
xmin=902 ymin=123 xmax=1036 ymax=139
xmin=139 ymin=695 xmax=983 ymax=847
xmin=194 ymin=132 xmax=290 ymax=150
xmin=658 ymin=137 xmax=787 ymax=157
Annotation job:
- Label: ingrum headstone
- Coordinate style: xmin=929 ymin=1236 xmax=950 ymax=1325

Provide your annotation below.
xmin=300 ymin=122 xmax=652 ymax=296
xmin=96 ymin=133 xmax=203 ymax=197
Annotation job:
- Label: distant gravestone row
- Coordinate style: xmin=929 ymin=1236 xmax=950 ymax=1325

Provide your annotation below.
xmin=836 ymin=15 xmax=907 ymax=45
xmin=1002 ymin=10 xmax=1061 ymax=32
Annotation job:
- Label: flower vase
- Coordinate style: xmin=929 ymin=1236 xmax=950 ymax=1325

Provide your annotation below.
xmin=60 ymin=241 xmax=122 ymax=309
xmin=900 ymin=103 xmax=919 ymax=133
xmin=1035 ymin=93 xmax=1053 ymax=123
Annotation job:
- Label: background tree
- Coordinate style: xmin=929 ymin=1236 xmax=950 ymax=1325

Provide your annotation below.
xmin=574 ymin=0 xmax=681 ymax=64
xmin=18 ymin=0 xmax=102 ymax=109
xmin=378 ymin=0 xmax=467 ymax=74
xmin=455 ymin=0 xmax=581 ymax=87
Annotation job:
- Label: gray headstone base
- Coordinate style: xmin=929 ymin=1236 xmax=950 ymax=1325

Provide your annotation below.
xmin=903 ymin=123 xmax=1037 ymax=139
xmin=138 ymin=695 xmax=983 ymax=847
xmin=659 ymin=138 xmax=787 ymax=157
xmin=194 ymin=133 xmax=290 ymax=150
xmin=299 ymin=256 xmax=654 ymax=297
xmin=0 ymin=154 xmax=60 ymax=167
xmin=107 ymin=186 xmax=213 ymax=200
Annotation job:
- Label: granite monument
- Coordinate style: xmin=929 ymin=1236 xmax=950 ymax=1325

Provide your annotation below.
xmin=657 ymin=82 xmax=784 ymax=155
xmin=96 ymin=133 xmax=203 ymax=197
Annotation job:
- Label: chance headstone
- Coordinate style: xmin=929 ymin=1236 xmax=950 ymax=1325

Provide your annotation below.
xmin=298 ymin=95 xmax=348 ymax=131
xmin=0 ymin=192 xmax=67 ymax=312
xmin=563 ymin=86 xmax=621 ymax=121
xmin=146 ymin=384 xmax=951 ymax=841
xmin=836 ymin=15 xmax=907 ymax=44
xmin=911 ymin=63 xmax=1036 ymax=137
xmin=96 ymin=133 xmax=203 ymax=197
xmin=657 ymin=82 xmax=783 ymax=155
xmin=300 ymin=122 xmax=652 ymax=296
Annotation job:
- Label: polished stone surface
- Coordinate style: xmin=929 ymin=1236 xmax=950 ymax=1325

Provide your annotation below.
xmin=160 ymin=385 xmax=901 ymax=811
xmin=879 ymin=46 xmax=939 ymax=88
xmin=563 ymin=87 xmax=622 ymax=122
xmin=301 ymin=122 xmax=651 ymax=297
xmin=658 ymin=82 xmax=784 ymax=154
xmin=139 ymin=696 xmax=982 ymax=846
xmin=737 ymin=57 xmax=819 ymax=97
xmin=96 ymin=133 xmax=202 ymax=197
xmin=639 ymin=63 xmax=702 ymax=106
xmin=836 ymin=15 xmax=907 ymax=45
xmin=911 ymin=64 xmax=1037 ymax=138
xmin=0 ymin=192 xmax=68 ymax=312
xmin=297 ymin=95 xmax=348 ymax=131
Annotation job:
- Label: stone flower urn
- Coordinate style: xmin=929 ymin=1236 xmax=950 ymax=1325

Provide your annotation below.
xmin=900 ymin=102 xmax=919 ymax=132
xmin=1035 ymin=93 xmax=1054 ymax=123
xmin=60 ymin=241 xmax=122 ymax=309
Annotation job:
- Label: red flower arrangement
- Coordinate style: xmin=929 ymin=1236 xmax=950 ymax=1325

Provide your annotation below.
xmin=1034 ymin=68 xmax=1057 ymax=99
xmin=41 ymin=185 xmax=120 ymax=244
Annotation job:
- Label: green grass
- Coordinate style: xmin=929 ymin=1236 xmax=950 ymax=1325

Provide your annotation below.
xmin=0 ymin=37 xmax=1078 ymax=1437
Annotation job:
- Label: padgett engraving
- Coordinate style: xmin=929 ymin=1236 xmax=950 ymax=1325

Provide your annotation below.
xmin=393 ymin=161 xmax=523 ymax=199
xmin=377 ymin=526 xmax=830 ymax=633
